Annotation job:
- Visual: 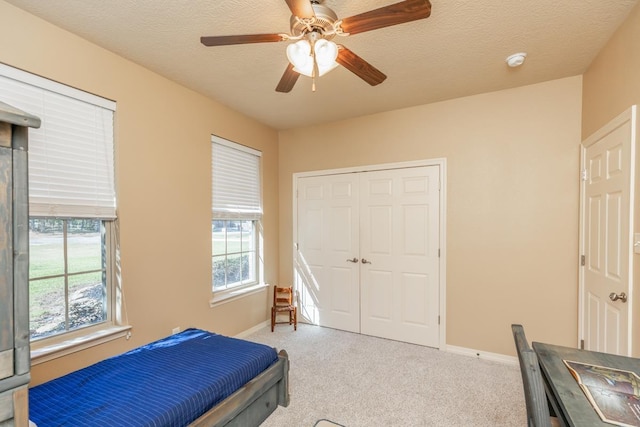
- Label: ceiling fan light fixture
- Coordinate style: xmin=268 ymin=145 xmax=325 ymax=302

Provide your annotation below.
xmin=202 ymin=0 xmax=433 ymax=92
xmin=292 ymin=60 xmax=338 ymax=77
xmin=286 ymin=40 xmax=312 ymax=69
xmin=286 ymin=39 xmax=338 ymax=77
xmin=315 ymin=39 xmax=338 ymax=67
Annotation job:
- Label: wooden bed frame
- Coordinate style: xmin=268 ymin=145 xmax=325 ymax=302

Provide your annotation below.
xmin=190 ymin=349 xmax=290 ymax=427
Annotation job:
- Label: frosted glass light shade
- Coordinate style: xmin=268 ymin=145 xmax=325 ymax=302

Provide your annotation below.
xmin=286 ymin=39 xmax=338 ymax=77
xmin=315 ymin=39 xmax=338 ymax=66
xmin=286 ymin=40 xmax=312 ymax=71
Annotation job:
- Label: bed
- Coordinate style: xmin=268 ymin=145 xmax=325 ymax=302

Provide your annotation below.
xmin=29 ymin=328 xmax=290 ymax=427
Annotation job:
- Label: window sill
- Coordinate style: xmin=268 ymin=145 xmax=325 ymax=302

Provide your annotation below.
xmin=31 ymin=325 xmax=132 ymax=365
xmin=210 ymin=283 xmax=269 ymax=308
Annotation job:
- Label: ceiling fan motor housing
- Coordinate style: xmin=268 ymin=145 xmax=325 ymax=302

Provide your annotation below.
xmin=290 ymin=2 xmax=339 ymax=40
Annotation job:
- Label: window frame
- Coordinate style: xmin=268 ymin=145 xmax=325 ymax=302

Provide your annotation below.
xmin=212 ymin=219 xmax=259 ymax=291
xmin=29 ymin=219 xmax=128 ymax=364
xmin=0 ymin=63 xmax=128 ymax=361
xmin=28 ymin=218 xmax=114 ymax=342
xmin=211 ymin=136 xmax=265 ymax=303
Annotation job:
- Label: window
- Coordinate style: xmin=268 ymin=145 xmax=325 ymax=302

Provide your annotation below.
xmin=29 ymin=218 xmax=112 ymax=339
xmin=211 ymin=136 xmax=262 ymax=291
xmin=212 ymin=220 xmax=257 ymax=289
xmin=0 ymin=64 xmax=118 ymax=342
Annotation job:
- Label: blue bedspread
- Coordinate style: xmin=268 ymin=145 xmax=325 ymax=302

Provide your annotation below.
xmin=29 ymin=328 xmax=278 ymax=427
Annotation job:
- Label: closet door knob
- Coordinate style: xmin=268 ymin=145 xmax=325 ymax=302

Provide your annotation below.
xmin=346 ymin=257 xmax=359 ymax=263
xmin=361 ymin=258 xmax=372 ymax=264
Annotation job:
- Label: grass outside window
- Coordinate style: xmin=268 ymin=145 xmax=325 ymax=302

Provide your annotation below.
xmin=212 ymin=220 xmax=257 ymax=291
xmin=29 ymin=218 xmax=109 ymax=341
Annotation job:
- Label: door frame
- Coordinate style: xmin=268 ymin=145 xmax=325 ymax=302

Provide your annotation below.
xmin=292 ymin=158 xmax=447 ymax=350
xmin=578 ymin=105 xmax=636 ymax=354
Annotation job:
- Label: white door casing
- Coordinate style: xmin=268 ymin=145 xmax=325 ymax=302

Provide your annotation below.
xmin=579 ymin=106 xmax=636 ymax=356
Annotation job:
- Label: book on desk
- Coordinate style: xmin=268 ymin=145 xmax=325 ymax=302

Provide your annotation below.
xmin=564 ymin=360 xmax=640 ymax=427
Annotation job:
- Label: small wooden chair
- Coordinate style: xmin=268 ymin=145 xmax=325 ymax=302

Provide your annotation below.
xmin=271 ymin=285 xmax=297 ymax=332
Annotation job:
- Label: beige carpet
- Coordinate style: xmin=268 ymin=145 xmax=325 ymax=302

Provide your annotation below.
xmin=248 ymin=323 xmax=527 ymax=427
xmin=315 ymin=420 xmax=344 ymax=426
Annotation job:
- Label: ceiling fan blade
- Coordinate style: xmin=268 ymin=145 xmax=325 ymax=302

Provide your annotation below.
xmin=200 ymin=34 xmax=284 ymax=47
xmin=339 ymin=0 xmax=431 ymax=35
xmin=336 ymin=46 xmax=387 ymax=86
xmin=284 ymin=0 xmax=316 ymax=19
xmin=276 ymin=63 xmax=300 ymax=93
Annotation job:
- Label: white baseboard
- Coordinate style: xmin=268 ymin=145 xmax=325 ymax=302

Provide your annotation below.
xmin=237 ymin=322 xmax=519 ymax=367
xmin=446 ymin=345 xmax=518 ymax=366
xmin=235 ymin=321 xmax=269 ymax=339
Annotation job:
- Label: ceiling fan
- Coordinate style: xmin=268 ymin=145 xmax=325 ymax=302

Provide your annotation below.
xmin=200 ymin=0 xmax=432 ymax=92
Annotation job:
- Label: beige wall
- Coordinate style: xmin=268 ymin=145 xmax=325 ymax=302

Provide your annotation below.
xmin=0 ymin=1 xmax=279 ymax=385
xmin=582 ymin=1 xmax=640 ymax=357
xmin=279 ymin=76 xmax=583 ymax=356
xmin=0 ymin=0 xmax=613 ymax=385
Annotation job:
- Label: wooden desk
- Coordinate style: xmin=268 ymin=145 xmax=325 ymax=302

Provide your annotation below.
xmin=532 ymin=342 xmax=640 ymax=427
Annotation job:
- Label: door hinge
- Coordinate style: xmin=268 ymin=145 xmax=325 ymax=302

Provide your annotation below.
xmin=438 ymin=249 xmax=440 ymax=258
xmin=580 ymin=339 xmax=585 ymax=350
xmin=581 ymin=169 xmax=588 ymax=181
xmin=438 ymin=315 xmax=440 ymax=325
xmin=581 ymin=255 xmax=585 ymax=266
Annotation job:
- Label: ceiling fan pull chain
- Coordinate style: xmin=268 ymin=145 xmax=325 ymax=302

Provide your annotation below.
xmin=311 ymin=39 xmax=319 ymax=92
xmin=311 ymin=64 xmax=317 ymax=92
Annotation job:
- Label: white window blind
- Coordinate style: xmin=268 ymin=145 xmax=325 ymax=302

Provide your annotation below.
xmin=212 ymin=136 xmax=262 ymax=220
xmin=0 ymin=64 xmax=116 ymax=219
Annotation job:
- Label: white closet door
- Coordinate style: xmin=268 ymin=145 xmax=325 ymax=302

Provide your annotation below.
xmin=359 ymin=166 xmax=440 ymax=347
xmin=297 ymin=174 xmax=360 ymax=333
xmin=296 ymin=165 xmax=441 ymax=347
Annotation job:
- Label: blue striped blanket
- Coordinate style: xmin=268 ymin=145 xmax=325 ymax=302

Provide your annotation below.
xmin=30 ymin=328 xmax=278 ymax=427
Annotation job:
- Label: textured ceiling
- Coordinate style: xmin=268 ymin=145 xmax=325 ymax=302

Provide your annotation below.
xmin=4 ymin=0 xmax=638 ymax=130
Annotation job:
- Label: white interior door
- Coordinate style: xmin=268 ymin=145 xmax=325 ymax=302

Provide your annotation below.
xmin=297 ymin=174 xmax=360 ymax=333
xmin=359 ymin=166 xmax=440 ymax=347
xmin=580 ymin=106 xmax=636 ymax=355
